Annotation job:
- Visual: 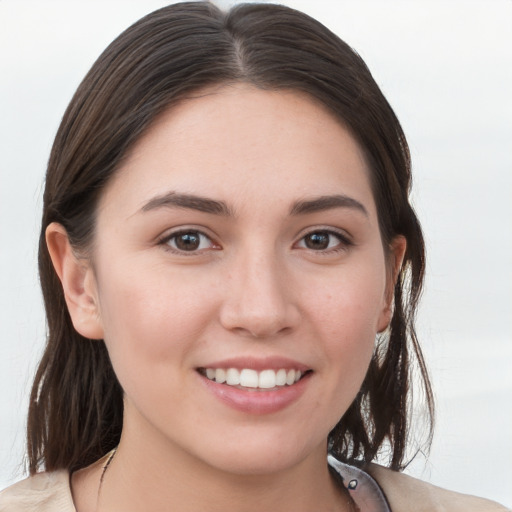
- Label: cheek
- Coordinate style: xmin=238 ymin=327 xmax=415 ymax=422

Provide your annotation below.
xmin=311 ymin=293 xmax=379 ymax=431
xmin=94 ymin=260 xmax=217 ymax=380
xmin=306 ymin=261 xmax=386 ymax=391
xmin=311 ymin=263 xmax=386 ymax=339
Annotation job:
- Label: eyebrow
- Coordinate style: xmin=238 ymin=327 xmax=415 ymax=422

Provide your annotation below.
xmin=289 ymin=195 xmax=368 ymax=217
xmin=140 ymin=191 xmax=367 ymax=218
xmin=141 ymin=192 xmax=233 ymax=216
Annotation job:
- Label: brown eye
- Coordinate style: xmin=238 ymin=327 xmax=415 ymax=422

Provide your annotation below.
xmin=297 ymin=230 xmax=351 ymax=252
xmin=303 ymin=232 xmax=332 ymax=250
xmin=165 ymin=230 xmax=213 ymax=252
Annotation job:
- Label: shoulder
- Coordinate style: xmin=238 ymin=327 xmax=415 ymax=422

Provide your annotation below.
xmin=367 ymin=464 xmax=510 ymax=512
xmin=0 ymin=471 xmax=75 ymax=512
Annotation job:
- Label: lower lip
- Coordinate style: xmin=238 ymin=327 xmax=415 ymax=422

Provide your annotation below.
xmin=199 ymin=372 xmax=311 ymax=414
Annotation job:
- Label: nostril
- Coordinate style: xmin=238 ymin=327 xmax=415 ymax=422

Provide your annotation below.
xmin=218 ymin=269 xmax=300 ymax=337
xmin=219 ymin=306 xmax=300 ymax=339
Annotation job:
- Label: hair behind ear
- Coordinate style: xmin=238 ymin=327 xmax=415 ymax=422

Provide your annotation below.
xmin=27 ymin=231 xmax=123 ymax=474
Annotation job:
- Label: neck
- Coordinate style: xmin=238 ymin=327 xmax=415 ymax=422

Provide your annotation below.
xmin=89 ymin=415 xmax=353 ymax=512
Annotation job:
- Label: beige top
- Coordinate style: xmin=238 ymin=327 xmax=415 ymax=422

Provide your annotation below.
xmin=0 ymin=464 xmax=509 ymax=512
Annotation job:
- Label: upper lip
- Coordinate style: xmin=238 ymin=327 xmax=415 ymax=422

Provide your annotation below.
xmin=197 ymin=356 xmax=311 ymax=372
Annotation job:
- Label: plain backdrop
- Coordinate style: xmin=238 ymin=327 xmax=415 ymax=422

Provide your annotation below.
xmin=1 ymin=0 xmax=511 ymax=507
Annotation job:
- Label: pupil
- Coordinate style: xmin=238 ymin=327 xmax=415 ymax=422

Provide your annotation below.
xmin=176 ymin=232 xmax=200 ymax=251
xmin=306 ymin=232 xmax=329 ymax=250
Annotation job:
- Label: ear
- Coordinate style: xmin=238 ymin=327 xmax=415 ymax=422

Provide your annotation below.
xmin=377 ymin=235 xmax=407 ymax=333
xmin=45 ymin=222 xmax=104 ymax=340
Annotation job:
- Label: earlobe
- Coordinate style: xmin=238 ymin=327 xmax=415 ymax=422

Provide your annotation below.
xmin=45 ymin=222 xmax=104 ymax=340
xmin=377 ymin=235 xmax=407 ymax=333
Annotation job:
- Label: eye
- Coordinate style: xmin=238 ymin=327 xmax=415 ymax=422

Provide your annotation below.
xmin=162 ymin=230 xmax=216 ymax=253
xmin=296 ymin=230 xmax=351 ymax=252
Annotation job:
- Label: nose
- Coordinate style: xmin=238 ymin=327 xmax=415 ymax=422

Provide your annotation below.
xmin=219 ymin=249 xmax=300 ymax=339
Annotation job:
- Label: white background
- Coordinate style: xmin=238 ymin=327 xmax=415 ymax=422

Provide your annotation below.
xmin=1 ymin=0 xmax=511 ymax=507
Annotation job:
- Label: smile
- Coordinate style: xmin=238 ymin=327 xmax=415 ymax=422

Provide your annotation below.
xmin=197 ymin=363 xmax=312 ymax=413
xmin=201 ymin=368 xmax=305 ymax=389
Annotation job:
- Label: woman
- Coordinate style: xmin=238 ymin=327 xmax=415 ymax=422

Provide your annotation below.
xmin=0 ymin=2 xmax=508 ymax=511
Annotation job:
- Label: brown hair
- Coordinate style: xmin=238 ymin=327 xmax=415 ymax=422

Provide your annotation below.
xmin=28 ymin=1 xmax=433 ymax=475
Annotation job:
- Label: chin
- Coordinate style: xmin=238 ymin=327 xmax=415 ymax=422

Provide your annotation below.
xmin=194 ymin=432 xmax=325 ymax=477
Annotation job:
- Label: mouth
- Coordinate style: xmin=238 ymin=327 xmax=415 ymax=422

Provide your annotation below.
xmin=197 ymin=367 xmax=312 ymax=391
xmin=196 ymin=361 xmax=313 ymax=413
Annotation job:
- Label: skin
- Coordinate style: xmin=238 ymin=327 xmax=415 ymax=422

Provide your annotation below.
xmin=47 ymin=84 xmax=405 ymax=512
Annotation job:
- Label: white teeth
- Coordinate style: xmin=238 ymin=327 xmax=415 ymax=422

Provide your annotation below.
xmin=204 ymin=367 xmax=306 ymax=389
xmin=239 ymin=369 xmax=258 ymax=388
xmin=275 ymin=369 xmax=287 ymax=386
xmin=259 ymin=369 xmax=276 ymax=389
xmin=215 ymin=368 xmax=226 ymax=384
xmin=226 ymin=368 xmax=240 ymax=385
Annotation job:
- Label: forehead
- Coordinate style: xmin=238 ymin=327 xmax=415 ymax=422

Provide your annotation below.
xmin=100 ymin=84 xmax=376 ymax=219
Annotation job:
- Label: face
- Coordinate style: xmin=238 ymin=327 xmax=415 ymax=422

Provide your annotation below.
xmin=74 ymin=85 xmax=402 ymax=475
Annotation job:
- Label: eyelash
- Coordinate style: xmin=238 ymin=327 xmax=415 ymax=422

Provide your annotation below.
xmin=158 ymin=229 xmax=218 ymax=255
xmin=294 ymin=228 xmax=353 ymax=254
xmin=158 ymin=228 xmax=353 ymax=255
